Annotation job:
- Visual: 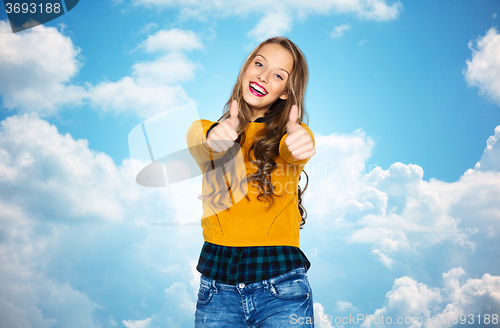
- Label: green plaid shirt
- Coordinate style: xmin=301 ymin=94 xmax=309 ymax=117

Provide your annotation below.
xmin=197 ymin=242 xmax=311 ymax=285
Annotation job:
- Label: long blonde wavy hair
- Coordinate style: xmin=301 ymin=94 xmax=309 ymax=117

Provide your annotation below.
xmin=200 ymin=36 xmax=310 ymax=228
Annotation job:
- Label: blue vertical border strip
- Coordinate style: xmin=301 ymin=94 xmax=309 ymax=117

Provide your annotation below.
xmin=60 ymin=0 xmax=68 ymax=13
xmin=140 ymin=119 xmax=155 ymax=162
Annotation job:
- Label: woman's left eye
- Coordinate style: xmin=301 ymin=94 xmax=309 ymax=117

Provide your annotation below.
xmin=275 ymin=74 xmax=283 ymax=80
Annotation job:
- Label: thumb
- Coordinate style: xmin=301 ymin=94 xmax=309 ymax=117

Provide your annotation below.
xmin=286 ymin=105 xmax=299 ymax=135
xmin=228 ymin=100 xmax=240 ymax=130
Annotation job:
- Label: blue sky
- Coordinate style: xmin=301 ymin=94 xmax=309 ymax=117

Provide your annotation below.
xmin=1 ymin=0 xmax=500 ymax=327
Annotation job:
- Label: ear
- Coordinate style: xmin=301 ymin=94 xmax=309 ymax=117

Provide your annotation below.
xmin=279 ymin=92 xmax=288 ymax=100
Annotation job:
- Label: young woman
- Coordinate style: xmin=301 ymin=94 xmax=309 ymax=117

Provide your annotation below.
xmin=187 ymin=36 xmax=316 ymax=327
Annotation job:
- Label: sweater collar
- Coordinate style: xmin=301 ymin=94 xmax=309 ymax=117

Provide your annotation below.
xmin=253 ymin=117 xmax=265 ymax=123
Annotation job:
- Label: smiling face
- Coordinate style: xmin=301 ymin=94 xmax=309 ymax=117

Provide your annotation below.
xmin=241 ymin=43 xmax=294 ymax=114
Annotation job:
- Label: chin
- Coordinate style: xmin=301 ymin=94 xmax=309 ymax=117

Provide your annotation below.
xmin=242 ymin=96 xmax=260 ymax=109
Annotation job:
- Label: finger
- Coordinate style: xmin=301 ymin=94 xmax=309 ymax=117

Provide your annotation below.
xmin=210 ymin=139 xmax=234 ymax=152
xmin=286 ymin=105 xmax=299 ymax=135
xmin=210 ymin=128 xmax=236 ymax=149
xmin=290 ymin=143 xmax=315 ymax=158
xmin=207 ymin=139 xmax=220 ymax=152
xmin=286 ymin=130 xmax=310 ymax=152
xmin=292 ymin=149 xmax=316 ymax=161
xmin=220 ymin=139 xmax=235 ymax=150
xmin=228 ymin=100 xmax=240 ymax=130
xmin=207 ymin=129 xmax=222 ymax=152
xmin=285 ymin=125 xmax=307 ymax=149
xmin=210 ymin=122 xmax=237 ymax=141
xmin=210 ymin=140 xmax=226 ymax=152
xmin=221 ymin=123 xmax=239 ymax=141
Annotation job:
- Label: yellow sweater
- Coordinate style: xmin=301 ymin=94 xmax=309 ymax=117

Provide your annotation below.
xmin=186 ymin=119 xmax=315 ymax=247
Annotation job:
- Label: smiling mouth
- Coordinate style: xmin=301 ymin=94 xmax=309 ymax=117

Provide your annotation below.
xmin=249 ymin=82 xmax=268 ymax=97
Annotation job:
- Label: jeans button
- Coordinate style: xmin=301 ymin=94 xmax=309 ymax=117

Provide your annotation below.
xmin=239 ymin=283 xmax=245 ymax=288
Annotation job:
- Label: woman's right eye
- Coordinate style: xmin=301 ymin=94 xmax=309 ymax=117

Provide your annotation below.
xmin=255 ymin=62 xmax=263 ymax=67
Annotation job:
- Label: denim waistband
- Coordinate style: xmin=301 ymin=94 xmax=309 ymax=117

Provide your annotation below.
xmin=200 ymin=265 xmax=307 ymax=292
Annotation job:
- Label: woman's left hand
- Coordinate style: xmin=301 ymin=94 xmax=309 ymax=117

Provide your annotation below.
xmin=284 ymin=105 xmax=316 ymax=161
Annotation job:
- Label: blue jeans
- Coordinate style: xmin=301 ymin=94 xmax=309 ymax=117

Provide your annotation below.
xmin=194 ymin=266 xmax=314 ymax=327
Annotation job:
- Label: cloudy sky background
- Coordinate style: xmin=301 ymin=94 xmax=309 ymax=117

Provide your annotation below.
xmin=1 ymin=0 xmax=500 ymax=327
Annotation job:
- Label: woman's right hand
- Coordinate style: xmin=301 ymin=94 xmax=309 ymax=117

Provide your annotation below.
xmin=207 ymin=100 xmax=240 ymax=152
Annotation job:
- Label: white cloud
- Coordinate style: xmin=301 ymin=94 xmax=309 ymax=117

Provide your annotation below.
xmin=0 ymin=113 xmax=125 ymax=222
xmin=435 ymin=268 xmax=500 ymax=328
xmin=87 ymin=76 xmax=193 ymax=118
xmin=122 ymin=282 xmax=197 ymax=328
xmin=83 ymin=27 xmax=203 ymax=118
xmin=132 ymin=52 xmax=200 ymax=85
xmin=0 ymin=262 xmax=100 ymax=328
xmin=138 ymin=28 xmax=203 ymax=53
xmin=371 ymin=248 xmax=394 ymax=268
xmin=0 ymin=113 xmax=203 ymax=326
xmin=305 ymin=128 xmax=376 ymax=220
xmin=138 ymin=22 xmax=159 ymax=34
xmin=1 ymin=86 xmax=500 ymax=327
xmin=189 ymin=259 xmax=201 ymax=298
xmin=360 ymin=275 xmax=442 ymax=327
xmin=247 ymin=11 xmax=293 ymax=41
xmin=0 ymin=20 xmax=86 ymax=116
xmin=314 ymin=302 xmax=334 ymax=328
xmin=84 ymin=28 xmax=202 ymax=118
xmin=131 ymin=0 xmax=403 ymax=21
xmin=355 ymin=0 xmax=402 ymax=20
xmin=474 ymin=125 xmax=500 ymax=172
xmin=464 ymin=27 xmax=500 ymax=107
xmin=127 ymin=0 xmax=402 ymax=41
xmin=335 ymin=300 xmax=358 ymax=312
xmin=0 ymin=196 xmax=100 ymax=328
xmin=439 ymin=170 xmax=500 ymax=241
xmin=330 ymin=24 xmax=350 ymax=38
xmin=0 ymin=22 xmax=201 ymax=118
xmin=305 ymin=125 xmax=500 ymax=269
xmin=361 ymin=268 xmax=500 ymax=328
xmin=350 ymin=163 xmax=474 ymax=251
xmin=123 ymin=318 xmax=151 ymax=328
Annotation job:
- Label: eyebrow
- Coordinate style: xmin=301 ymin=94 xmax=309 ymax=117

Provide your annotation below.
xmin=255 ymin=54 xmax=290 ymax=77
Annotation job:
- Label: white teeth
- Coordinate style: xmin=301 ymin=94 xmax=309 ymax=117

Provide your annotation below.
xmin=250 ymin=82 xmax=267 ymax=95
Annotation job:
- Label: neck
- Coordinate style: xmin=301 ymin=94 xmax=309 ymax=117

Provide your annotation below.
xmin=250 ymin=108 xmax=268 ymax=122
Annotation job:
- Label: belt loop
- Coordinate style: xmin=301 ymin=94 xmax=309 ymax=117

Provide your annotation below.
xmin=262 ymin=280 xmax=269 ymax=291
xmin=211 ymin=279 xmax=218 ymax=294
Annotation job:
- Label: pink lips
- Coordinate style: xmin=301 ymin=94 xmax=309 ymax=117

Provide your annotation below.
xmin=249 ymin=82 xmax=267 ymax=97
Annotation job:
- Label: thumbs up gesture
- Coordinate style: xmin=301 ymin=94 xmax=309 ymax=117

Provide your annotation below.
xmin=207 ymin=100 xmax=240 ymax=152
xmin=284 ymin=105 xmax=316 ymax=161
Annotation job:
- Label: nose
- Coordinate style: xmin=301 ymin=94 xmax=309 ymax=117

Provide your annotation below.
xmin=258 ymin=71 xmax=269 ymax=83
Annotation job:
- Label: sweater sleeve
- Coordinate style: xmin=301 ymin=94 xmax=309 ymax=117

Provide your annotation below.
xmin=278 ymin=122 xmax=315 ymax=166
xmin=186 ymin=119 xmax=227 ymax=165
